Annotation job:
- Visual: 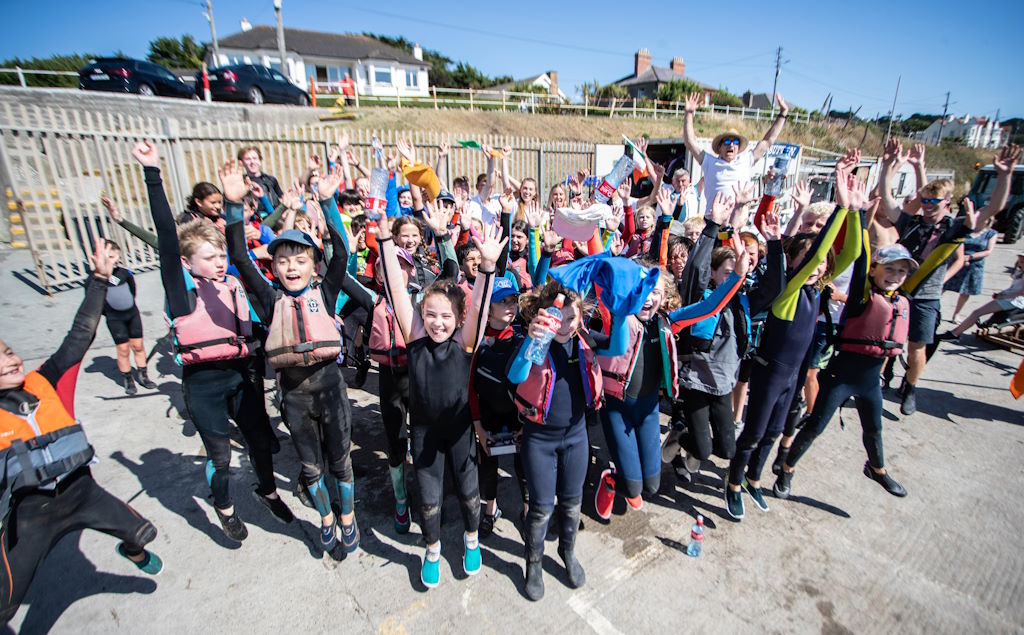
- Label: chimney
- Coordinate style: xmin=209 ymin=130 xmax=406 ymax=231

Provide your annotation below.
xmin=240 ymin=17 xmax=252 ymax=31
xmin=742 ymin=91 xmax=753 ymax=107
xmin=634 ymin=48 xmax=651 ymax=77
xmin=547 ymin=70 xmax=558 ymax=97
xmin=413 ymin=43 xmax=423 ymax=61
xmin=670 ymin=56 xmax=685 ymax=76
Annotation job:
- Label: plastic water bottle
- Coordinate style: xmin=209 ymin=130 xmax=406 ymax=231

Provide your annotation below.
xmin=595 ymin=155 xmax=635 ymax=203
xmin=522 ymin=294 xmax=564 ymax=364
xmin=364 ymin=167 xmax=389 ymax=219
xmin=764 ymin=156 xmax=791 ymax=197
xmin=686 ymin=515 xmax=705 ymax=557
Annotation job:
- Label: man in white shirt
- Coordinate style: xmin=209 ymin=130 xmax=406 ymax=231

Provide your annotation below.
xmin=681 ymin=92 xmax=790 ymax=202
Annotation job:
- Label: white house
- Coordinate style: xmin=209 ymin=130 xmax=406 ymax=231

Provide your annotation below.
xmin=490 ymin=71 xmax=567 ymax=102
xmin=918 ymin=114 xmax=1005 ymax=149
xmin=210 ymin=25 xmax=430 ymax=97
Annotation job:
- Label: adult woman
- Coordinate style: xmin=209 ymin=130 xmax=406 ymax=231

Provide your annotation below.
xmin=943 ymin=221 xmax=998 ymax=323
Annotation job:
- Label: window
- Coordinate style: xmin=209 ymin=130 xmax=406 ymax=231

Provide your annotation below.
xmin=316 ymin=65 xmax=329 ymax=82
xmin=327 ymin=66 xmax=343 ymax=84
xmin=269 ymin=69 xmax=290 ymax=84
xmin=405 ymin=70 xmax=418 ymax=88
xmin=374 ymin=68 xmax=392 ymax=85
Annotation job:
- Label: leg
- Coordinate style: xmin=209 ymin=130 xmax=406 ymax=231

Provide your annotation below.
xmin=447 ymin=420 xmax=481 ymax=534
xmin=230 ymin=368 xmax=278 ymax=498
xmin=785 ymin=361 xmax=861 ymax=470
xmin=115 ymin=342 xmax=132 ymax=373
xmin=318 ymin=374 xmax=358 ymax=549
xmin=129 ymin=338 xmax=147 ymax=369
xmin=0 ymin=493 xmax=66 ymax=622
xmin=680 ymin=388 xmax=715 ymax=461
xmin=600 ymin=397 xmax=644 ymax=499
xmin=282 ymin=388 xmax=330 ymax=520
xmin=410 ymin=424 xmax=444 ymax=547
xmin=746 ymin=376 xmax=797 ymax=485
xmin=379 ymin=366 xmax=411 ymax=531
xmin=520 ymin=423 xmax=557 ymax=600
xmin=555 ymin=423 xmax=590 ymax=589
xmin=708 ymin=393 xmax=737 ymax=460
xmin=728 ymin=362 xmax=788 ymax=489
xmin=634 ymin=393 xmax=664 ymax=497
xmin=952 ymin=293 xmax=970 ymax=322
xmin=902 ymin=299 xmax=940 ymax=414
xmin=952 ymin=299 xmax=1003 ymax=337
xmin=182 ymin=370 xmax=236 ymax=510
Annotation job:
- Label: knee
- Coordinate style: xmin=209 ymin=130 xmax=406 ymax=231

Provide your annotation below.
xmin=622 ymin=478 xmax=643 ymax=499
xmin=421 ymin=504 xmax=440 ymax=524
xmin=642 ymin=475 xmax=660 ymax=498
xmin=328 ymin=457 xmax=353 ymax=483
xmin=301 ymin=462 xmax=323 ymax=484
xmin=130 ymin=339 xmax=145 ymax=353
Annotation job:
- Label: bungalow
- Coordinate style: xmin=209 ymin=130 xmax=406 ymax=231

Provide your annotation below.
xmin=210 ymin=24 xmax=430 ymax=97
xmin=613 ymin=49 xmax=714 ymax=102
xmin=490 ymin=71 xmax=567 ymax=102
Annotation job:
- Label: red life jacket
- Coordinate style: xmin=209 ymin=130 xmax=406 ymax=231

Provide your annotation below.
xmin=512 ymin=335 xmax=603 ymax=424
xmin=171 ymin=275 xmax=258 ymax=365
xmin=838 ymin=289 xmax=910 ymax=358
xmin=508 ymin=257 xmax=533 ymax=290
xmin=598 ymin=314 xmax=679 ymax=400
xmin=265 ymin=287 xmax=342 ymax=369
xmin=369 ymin=296 xmax=407 ymax=366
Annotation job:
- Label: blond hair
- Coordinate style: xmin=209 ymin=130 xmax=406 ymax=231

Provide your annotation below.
xmin=177 ymin=218 xmax=225 ymax=258
xmin=682 ymin=216 xmax=706 ymax=233
xmin=805 ymin=201 xmax=833 ymax=220
xmin=919 ymin=179 xmax=953 ymax=199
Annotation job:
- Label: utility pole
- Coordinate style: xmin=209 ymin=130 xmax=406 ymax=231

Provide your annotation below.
xmin=204 ymin=0 xmax=220 ymax=65
xmin=884 ymin=75 xmax=901 ymax=146
xmin=936 ymin=91 xmax=950 ymax=144
xmin=274 ymin=0 xmax=288 ymax=80
xmin=770 ymin=46 xmax=782 ymax=117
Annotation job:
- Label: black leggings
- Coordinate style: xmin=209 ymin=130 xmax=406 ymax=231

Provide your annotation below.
xmin=477 ymin=406 xmax=527 ymax=503
xmin=279 ymin=364 xmax=354 ymax=487
xmin=786 ymin=352 xmax=886 ymax=470
xmin=729 ymin=358 xmax=801 ymax=486
xmin=182 ymin=362 xmax=277 ymax=509
xmin=378 ymin=365 xmax=410 ymax=468
xmin=0 ymin=468 xmax=156 ymax=623
xmin=679 ymin=388 xmax=736 ymax=461
xmin=410 ymin=419 xmax=480 ymax=545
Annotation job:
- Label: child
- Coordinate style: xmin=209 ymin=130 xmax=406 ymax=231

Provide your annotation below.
xmin=222 ymin=160 xmax=360 ymax=553
xmin=376 ymin=199 xmax=505 ymax=589
xmin=98 ymin=238 xmax=159 ymax=395
xmin=133 ymin=141 xmax=292 ymax=542
xmin=940 ymin=259 xmax=1024 ymax=340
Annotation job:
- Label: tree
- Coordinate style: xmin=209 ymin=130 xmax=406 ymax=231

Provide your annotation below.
xmin=710 ymin=88 xmax=742 ymax=108
xmin=147 ymin=35 xmax=205 ymax=70
xmin=656 ymin=79 xmax=705 ymax=103
xmin=0 ymin=53 xmax=94 ymax=88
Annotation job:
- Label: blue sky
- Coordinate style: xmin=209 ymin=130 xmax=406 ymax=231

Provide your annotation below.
xmin=3 ymin=0 xmax=1022 ymax=119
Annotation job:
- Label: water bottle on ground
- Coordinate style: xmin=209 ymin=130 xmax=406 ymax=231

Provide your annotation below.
xmin=595 ymin=155 xmax=635 ymax=203
xmin=686 ymin=515 xmax=705 ymax=557
xmin=522 ymin=294 xmax=565 ymax=365
xmin=364 ymin=167 xmax=389 ymax=219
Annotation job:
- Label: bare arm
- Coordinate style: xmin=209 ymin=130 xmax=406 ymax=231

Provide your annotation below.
xmin=479 ymin=145 xmax=497 ymax=202
xmin=682 ymin=93 xmax=706 ymax=165
xmin=878 ymin=139 xmax=907 ymax=224
xmin=944 ymin=245 xmax=966 ymax=283
xmin=752 ymin=94 xmax=789 ymax=161
xmin=434 ymin=140 xmax=449 ymax=189
xmin=908 ymin=143 xmax=927 ymax=195
xmin=374 ymin=215 xmax=417 ymax=342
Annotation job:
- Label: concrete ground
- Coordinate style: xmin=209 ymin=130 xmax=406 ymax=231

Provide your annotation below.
xmin=0 ymin=242 xmax=1021 ymax=635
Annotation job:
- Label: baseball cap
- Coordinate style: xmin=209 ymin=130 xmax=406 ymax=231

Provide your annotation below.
xmin=491 ymin=276 xmax=520 ymax=302
xmin=268 ymin=229 xmax=322 ymax=259
xmin=436 ymin=190 xmax=456 ymax=204
xmin=873 ymin=243 xmax=919 ymax=270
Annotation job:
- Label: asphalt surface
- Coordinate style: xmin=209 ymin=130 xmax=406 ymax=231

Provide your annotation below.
xmin=0 ymin=242 xmax=1021 ymax=635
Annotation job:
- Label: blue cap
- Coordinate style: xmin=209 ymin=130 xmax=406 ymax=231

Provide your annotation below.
xmin=491 ymin=276 xmax=519 ymax=302
xmin=436 ymin=190 xmax=456 ymax=204
xmin=267 ymin=230 xmax=322 ymax=259
xmin=396 ymin=184 xmax=411 ymax=194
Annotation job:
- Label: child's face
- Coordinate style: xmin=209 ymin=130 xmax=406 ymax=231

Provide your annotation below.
xmin=355 ymin=177 xmax=370 ymax=199
xmin=553 ymin=300 xmax=583 ymax=343
xmin=110 ymin=248 xmax=122 ymax=268
xmin=0 ymin=339 xmax=26 ymax=391
xmin=669 ymin=245 xmax=687 ymax=278
xmin=488 ymin=296 xmax=518 ymax=329
xmin=398 ymin=191 xmax=413 ymax=208
xmin=461 ymin=249 xmax=481 ymax=279
xmin=684 ymin=226 xmax=701 ymax=243
xmin=397 ymin=224 xmax=422 ymax=252
xmin=183 ymin=241 xmax=227 ymax=280
xmin=272 ymin=245 xmax=316 ymax=292
xmin=743 ymin=241 xmax=760 ymax=270
xmin=421 ymin=293 xmax=458 ymax=343
xmin=244 ymin=201 xmax=256 ymax=222
xmin=711 ymin=257 xmax=736 ymax=286
xmin=791 ymin=245 xmax=827 ymax=286
xmin=196 ymin=193 xmax=224 ymax=218
xmin=636 ymin=209 xmax=655 ymax=232
xmin=510 ymin=229 xmax=528 ymax=253
xmin=870 ymin=261 xmax=910 ymax=292
xmin=342 ymin=202 xmax=362 ymax=217
xmin=798 ymin=214 xmax=826 ymax=233
xmin=637 ymin=278 xmax=664 ymax=321
xmin=355 ymin=231 xmax=366 ymax=250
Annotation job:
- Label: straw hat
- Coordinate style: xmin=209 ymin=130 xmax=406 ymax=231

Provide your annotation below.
xmin=711 ymin=129 xmax=749 ymax=154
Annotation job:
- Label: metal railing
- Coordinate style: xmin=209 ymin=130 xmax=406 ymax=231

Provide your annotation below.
xmin=0 ymin=68 xmax=79 ymax=86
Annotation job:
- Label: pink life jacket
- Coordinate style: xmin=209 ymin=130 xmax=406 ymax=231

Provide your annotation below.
xmin=265 ymin=286 xmax=342 ymax=369
xmin=838 ymin=289 xmax=910 ymax=358
xmin=508 ymin=257 xmax=533 ymax=290
xmin=598 ymin=314 xmax=679 ymax=400
xmin=369 ymin=296 xmax=407 ymax=366
xmin=513 ymin=334 xmax=603 ymax=424
xmin=171 ymin=275 xmax=257 ymax=365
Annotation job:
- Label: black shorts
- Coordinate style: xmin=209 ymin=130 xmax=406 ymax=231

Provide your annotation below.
xmin=908 ymin=298 xmax=941 ymax=345
xmin=105 ymin=308 xmax=143 ymax=344
xmin=738 ymin=356 xmax=755 ymax=383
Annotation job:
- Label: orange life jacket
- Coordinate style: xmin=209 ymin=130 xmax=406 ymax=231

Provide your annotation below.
xmin=0 ymin=372 xmax=77 ymax=451
xmin=265 ymin=287 xmax=342 ymax=368
xmin=838 ymin=289 xmax=910 ymax=358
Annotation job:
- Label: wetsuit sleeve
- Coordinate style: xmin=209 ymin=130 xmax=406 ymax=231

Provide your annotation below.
xmin=321 ymin=222 xmax=349 ymax=314
xmin=385 ymin=173 xmax=399 ymax=218
xmin=259 ymin=195 xmax=274 ymax=218
xmin=126 ymin=270 xmax=137 ymax=298
xmin=263 ymin=203 xmax=287 ymax=231
xmin=532 ymin=250 xmax=551 ymax=286
xmin=593 ymin=314 xmax=629 ymax=357
xmin=649 ymin=214 xmax=672 ymax=267
xmin=116 ymin=217 xmax=158 ymax=249
xmin=468 ymin=352 xmax=482 ymax=421
xmin=144 ymin=166 xmax=191 ymax=319
xmin=678 ymin=220 xmax=720 ymax=304
xmin=747 ymin=239 xmax=785 ymax=316
xmin=496 ymin=210 xmax=512 ymax=278
xmin=669 ymin=272 xmax=743 ymax=329
xmin=845 ymin=210 xmax=872 ymax=317
xmin=37 ymin=275 xmax=107 ymax=390
xmin=437 ymin=233 xmax=459 ymax=281
xmin=827 ymin=208 xmax=862 ymax=285
xmin=771 ymin=206 xmax=847 ymax=320
xmin=527 ymin=227 xmax=539 ymax=276
xmin=622 ymin=205 xmax=636 ymax=246
xmin=507 ymin=340 xmax=531 ymax=385
xmin=225 ymin=202 xmax=274 ymax=320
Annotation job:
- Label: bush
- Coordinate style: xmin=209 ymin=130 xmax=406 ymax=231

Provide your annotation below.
xmin=0 ymin=53 xmax=92 ymax=88
xmin=710 ymin=89 xmax=742 ymax=108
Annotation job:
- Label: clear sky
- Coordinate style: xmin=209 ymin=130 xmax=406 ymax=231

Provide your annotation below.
xmin=2 ymin=0 xmax=1021 ymax=119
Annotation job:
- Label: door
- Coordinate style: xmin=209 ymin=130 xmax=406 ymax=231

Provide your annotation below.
xmin=267 ymin=68 xmax=294 ymax=103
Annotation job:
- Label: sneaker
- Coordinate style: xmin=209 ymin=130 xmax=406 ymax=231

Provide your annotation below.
xmin=215 ymin=508 xmax=248 ymax=542
xmin=936 ymin=330 xmax=960 ymax=342
xmin=421 ymin=551 xmax=441 ymax=589
xmin=394 ymin=503 xmax=411 ymax=534
xmin=773 ymin=471 xmax=793 ymax=500
xmin=321 ymin=518 xmax=338 ymax=551
xmin=340 ymin=518 xmax=360 ymax=552
xmin=660 ymin=429 xmax=682 ymax=463
xmin=463 ymin=534 xmax=481 ymax=575
xmin=121 ymin=372 xmax=137 ymax=396
xmin=684 ymin=454 xmax=701 ymax=474
xmin=625 ymin=495 xmax=643 ymax=511
xmin=744 ymin=480 xmax=770 ymax=512
xmin=134 ymin=368 xmax=157 ymax=390
xmin=863 ymin=463 xmax=907 ymax=497
xmin=479 ymin=507 xmax=501 ymax=538
xmin=671 ymin=455 xmax=692 ymax=483
xmin=771 ymin=446 xmax=790 ymax=476
xmin=252 ymin=490 xmax=294 ymax=524
xmin=725 ymin=485 xmax=745 ymax=520
xmin=594 ymin=469 xmax=616 ymax=520
xmin=116 ymin=543 xmax=163 ymax=575
xmin=353 ymin=356 xmax=371 ymax=389
xmin=900 ymin=384 xmax=917 ymax=416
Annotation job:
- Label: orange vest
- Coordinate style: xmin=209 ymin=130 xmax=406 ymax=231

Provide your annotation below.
xmin=265 ymin=287 xmax=342 ymax=369
xmin=0 ymin=371 xmax=77 ymax=452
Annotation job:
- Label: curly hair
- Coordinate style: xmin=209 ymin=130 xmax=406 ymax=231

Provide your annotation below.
xmin=637 ymin=259 xmax=682 ymax=314
xmin=518 ymin=281 xmax=584 ymax=326
xmin=421 ymin=277 xmax=467 ymax=324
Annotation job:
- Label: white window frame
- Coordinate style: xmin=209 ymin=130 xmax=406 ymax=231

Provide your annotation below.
xmin=374 ymin=67 xmax=392 ymax=86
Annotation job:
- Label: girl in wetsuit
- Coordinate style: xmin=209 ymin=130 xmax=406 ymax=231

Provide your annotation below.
xmin=377 ymin=199 xmax=506 ymax=589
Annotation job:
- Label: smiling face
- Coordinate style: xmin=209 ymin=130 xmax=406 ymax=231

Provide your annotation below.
xmin=421 ymin=293 xmax=459 ymax=342
xmin=398 ymin=190 xmax=413 ymax=208
xmin=669 ymin=244 xmax=687 ymax=278
xmin=520 ymin=179 xmax=537 ymax=203
xmin=240 ymin=150 xmax=262 ymax=176
xmin=196 ymin=192 xmax=224 ymax=218
xmin=0 ymin=340 xmax=25 ymax=391
xmin=183 ymin=241 xmax=228 ymax=280
xmin=488 ymin=295 xmax=518 ymax=329
xmin=553 ymin=300 xmax=583 ymax=343
xmin=461 ymin=248 xmax=481 ymax=280
xmin=637 ymin=277 xmax=665 ymax=321
xmin=870 ymin=261 xmax=911 ymax=292
xmin=549 ymin=185 xmax=566 ymax=209
xmin=510 ymin=228 xmax=527 ymax=253
xmin=396 ymin=223 xmax=422 ymax=252
xmin=272 ymin=243 xmax=316 ymax=292
xmin=920 ymin=197 xmax=951 ymax=223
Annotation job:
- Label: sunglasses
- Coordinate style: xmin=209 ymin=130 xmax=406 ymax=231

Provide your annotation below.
xmin=721 ymin=139 xmax=741 ymax=147
xmin=920 ymin=197 xmax=947 ymax=205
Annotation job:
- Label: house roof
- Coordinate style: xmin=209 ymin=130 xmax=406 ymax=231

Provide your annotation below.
xmin=614 ymin=65 xmax=713 ymax=90
xmin=217 ymin=26 xmax=423 ymax=65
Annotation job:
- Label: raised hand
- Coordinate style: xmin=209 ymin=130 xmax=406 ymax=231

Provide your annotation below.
xmin=848 ymin=177 xmax=869 ymax=210
xmin=881 ymin=139 xmax=906 ymax=169
xmin=525 ymin=201 xmax=545 ymax=228
xmin=396 ymin=137 xmax=416 ymax=164
xmin=337 ymin=130 xmax=351 ymax=152
xmin=480 ymin=143 xmax=494 ymax=158
xmin=454 ymin=187 xmax=469 ymax=213
xmin=635 ymin=137 xmax=649 ymax=157
xmin=733 ymin=241 xmax=750 ymax=279
xmin=908 ymin=143 xmax=926 ymax=166
xmin=385 ymin=154 xmax=398 ymax=173
xmin=994 ymin=143 xmax=1022 ymax=174
xmin=567 ymin=173 xmax=582 ymax=197
xmin=498 ymin=187 xmax=516 ymax=213
xmin=473 ymin=222 xmax=508 ymax=270
xmin=436 ymin=140 xmax=450 ymax=158
xmin=249 ymin=181 xmax=265 ymax=198
xmin=131 ymin=141 xmax=159 ymax=167
xmin=775 ymin=93 xmax=789 ymax=116
xmin=607 ymin=232 xmax=624 ymax=256
xmin=651 ymin=161 xmax=666 ymax=180
xmin=318 ymin=166 xmax=344 ymax=200
xmin=961 ymin=196 xmax=979 ymax=229
xmin=684 ymin=92 xmax=700 ymax=114
xmin=541 ymin=228 xmax=561 ymax=253
xmin=218 ymin=160 xmax=249 ymax=202
xmin=245 ymin=223 xmax=261 ymax=242
xmin=423 ymin=198 xmax=452 ymax=236
xmin=760 ymin=205 xmax=782 ymax=241
xmin=90 ymin=239 xmax=118 ymax=278
xmin=616 ymin=177 xmax=632 ymax=202
xmin=655 ymin=186 xmax=674 ymax=216
xmin=308 ymin=154 xmax=322 ymax=172
xmin=281 ymin=187 xmax=302 ymax=211
xmin=100 ymin=194 xmax=123 ymax=223
xmin=791 ymin=179 xmax=812 ymax=209
xmin=501 ymin=145 xmax=513 ymax=158
xmin=345 ymin=149 xmax=359 ymax=168
xmin=732 ymin=181 xmax=756 ymax=207
xmin=708 ymin=191 xmax=735 ymax=225
xmin=730 ymin=197 xmax=750 ymax=229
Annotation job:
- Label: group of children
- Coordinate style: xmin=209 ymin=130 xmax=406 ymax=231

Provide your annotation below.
xmin=2 ymin=99 xmax=1020 ymax=618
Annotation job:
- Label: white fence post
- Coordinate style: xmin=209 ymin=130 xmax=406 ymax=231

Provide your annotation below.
xmin=15 ymin=67 xmax=25 ymax=87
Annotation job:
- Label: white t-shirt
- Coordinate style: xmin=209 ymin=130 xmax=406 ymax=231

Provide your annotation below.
xmin=467 ymin=194 xmax=501 ymax=226
xmin=819 ymin=266 xmax=853 ymax=323
xmin=701 ymin=150 xmax=757 ymax=202
xmin=670 ymin=185 xmax=700 ymax=221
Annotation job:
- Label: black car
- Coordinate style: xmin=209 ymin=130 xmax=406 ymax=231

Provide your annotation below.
xmin=79 ymin=58 xmax=196 ymax=99
xmin=199 ymin=64 xmax=310 ymax=106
